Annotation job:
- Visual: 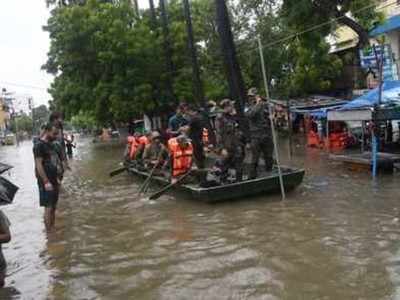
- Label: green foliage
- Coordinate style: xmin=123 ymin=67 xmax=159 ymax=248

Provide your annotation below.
xmin=70 ymin=111 xmax=96 ymax=130
xmin=44 ymin=0 xmax=380 ymax=122
xmin=10 ymin=114 xmax=33 ymax=134
xmin=32 ymin=104 xmax=50 ymax=126
xmin=232 ymin=0 xmax=380 ymax=97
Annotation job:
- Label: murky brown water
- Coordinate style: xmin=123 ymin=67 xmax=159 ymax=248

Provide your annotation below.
xmin=0 ymin=136 xmax=399 ymax=300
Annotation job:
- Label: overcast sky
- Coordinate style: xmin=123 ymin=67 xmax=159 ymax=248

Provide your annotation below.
xmin=0 ymin=0 xmax=150 ymax=109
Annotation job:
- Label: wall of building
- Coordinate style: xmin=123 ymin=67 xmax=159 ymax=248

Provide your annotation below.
xmin=380 ymin=0 xmax=400 ymax=17
xmin=0 ymin=98 xmax=10 ymax=132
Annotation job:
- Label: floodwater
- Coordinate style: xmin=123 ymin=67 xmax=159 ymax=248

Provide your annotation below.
xmin=0 ymin=136 xmax=399 ymax=300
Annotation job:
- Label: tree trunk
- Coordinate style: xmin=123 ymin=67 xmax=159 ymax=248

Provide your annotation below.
xmin=159 ymin=0 xmax=176 ymax=105
xmin=183 ymin=0 xmax=204 ymax=106
xmin=214 ymin=0 xmax=247 ymax=113
xmin=149 ymin=0 xmax=157 ymax=29
xmin=183 ymin=0 xmax=216 ymax=145
xmin=214 ymin=0 xmax=247 ymax=127
xmin=132 ymin=0 xmax=139 ymax=16
xmin=337 ymin=13 xmax=370 ymax=48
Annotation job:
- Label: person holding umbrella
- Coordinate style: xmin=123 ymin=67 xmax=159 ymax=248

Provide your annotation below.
xmin=0 ymin=163 xmax=18 ymax=288
xmin=0 ymin=210 xmax=10 ymax=288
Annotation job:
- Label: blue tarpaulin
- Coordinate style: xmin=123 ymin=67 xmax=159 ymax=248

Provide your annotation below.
xmin=340 ymin=80 xmax=400 ymax=110
xmin=370 ymin=15 xmax=400 ymax=37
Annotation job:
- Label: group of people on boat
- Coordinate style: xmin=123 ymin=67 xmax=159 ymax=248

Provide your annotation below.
xmin=125 ymin=88 xmax=274 ymax=186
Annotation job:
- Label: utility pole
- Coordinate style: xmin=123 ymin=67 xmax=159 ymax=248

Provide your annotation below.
xmin=28 ymin=97 xmax=34 ymax=136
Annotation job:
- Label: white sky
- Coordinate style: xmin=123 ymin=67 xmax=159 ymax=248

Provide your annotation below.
xmin=0 ymin=0 xmax=150 ymax=108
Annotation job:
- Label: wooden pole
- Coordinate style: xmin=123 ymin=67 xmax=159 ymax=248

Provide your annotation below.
xmin=258 ymin=36 xmax=285 ymax=200
xmin=361 ymin=121 xmax=365 ymax=153
xmin=286 ymin=97 xmax=293 ymax=160
xmin=372 ymin=44 xmax=384 ymax=178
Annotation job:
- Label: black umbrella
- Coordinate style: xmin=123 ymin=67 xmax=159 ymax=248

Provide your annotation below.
xmin=0 ymin=176 xmax=19 ymax=205
xmin=0 ymin=163 xmax=13 ymax=175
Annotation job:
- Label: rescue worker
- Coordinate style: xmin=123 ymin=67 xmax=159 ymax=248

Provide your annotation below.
xmin=184 ymin=105 xmax=206 ymax=169
xmin=216 ymin=99 xmax=245 ymax=183
xmin=126 ymin=132 xmax=141 ymax=162
xmin=168 ymin=135 xmax=194 ymax=183
xmin=143 ymin=131 xmax=169 ymax=170
xmin=168 ymin=103 xmax=189 ymax=137
xmin=245 ymin=88 xmax=273 ymax=179
xmin=126 ymin=131 xmax=151 ymax=163
xmin=137 ymin=131 xmax=151 ymax=162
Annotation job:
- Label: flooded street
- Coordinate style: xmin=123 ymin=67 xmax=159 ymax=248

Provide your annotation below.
xmin=0 ymin=137 xmax=399 ymax=300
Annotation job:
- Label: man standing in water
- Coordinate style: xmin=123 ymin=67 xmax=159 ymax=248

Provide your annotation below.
xmin=33 ymin=123 xmax=62 ymax=231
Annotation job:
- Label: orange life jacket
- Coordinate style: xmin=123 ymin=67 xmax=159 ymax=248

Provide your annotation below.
xmin=202 ymin=128 xmax=209 ymax=145
xmin=168 ymin=138 xmax=193 ymax=177
xmin=127 ymin=136 xmax=140 ymax=159
xmin=138 ymin=136 xmax=150 ymax=147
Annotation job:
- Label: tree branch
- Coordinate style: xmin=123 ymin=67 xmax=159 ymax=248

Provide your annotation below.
xmin=337 ymin=13 xmax=370 ymax=48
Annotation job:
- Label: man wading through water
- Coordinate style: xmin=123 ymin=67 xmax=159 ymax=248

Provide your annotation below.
xmin=33 ymin=123 xmax=63 ymax=231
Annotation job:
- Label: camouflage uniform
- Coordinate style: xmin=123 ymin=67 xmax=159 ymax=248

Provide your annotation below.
xmin=245 ymin=100 xmax=273 ymax=179
xmin=216 ymin=112 xmax=245 ymax=182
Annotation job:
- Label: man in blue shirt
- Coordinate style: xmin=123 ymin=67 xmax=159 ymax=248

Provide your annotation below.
xmin=168 ymin=103 xmax=189 ymax=137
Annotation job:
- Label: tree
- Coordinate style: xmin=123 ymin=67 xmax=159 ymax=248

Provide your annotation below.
xmin=32 ymin=104 xmax=50 ymax=132
xmin=71 ymin=111 xmax=96 ymax=130
xmin=44 ymin=0 xmax=164 ymax=123
xmin=282 ymin=0 xmax=383 ymax=48
xmin=10 ymin=114 xmax=33 ymax=134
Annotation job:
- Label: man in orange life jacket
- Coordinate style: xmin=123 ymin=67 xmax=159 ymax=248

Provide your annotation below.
xmin=168 ymin=135 xmax=194 ymax=184
xmin=126 ymin=132 xmax=150 ymax=162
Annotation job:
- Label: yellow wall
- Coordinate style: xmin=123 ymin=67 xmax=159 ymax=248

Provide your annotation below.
xmin=379 ymin=0 xmax=400 ymax=17
xmin=0 ymin=98 xmax=10 ymax=131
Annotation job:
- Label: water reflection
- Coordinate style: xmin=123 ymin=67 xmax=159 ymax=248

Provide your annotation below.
xmin=0 ymin=137 xmax=399 ymax=299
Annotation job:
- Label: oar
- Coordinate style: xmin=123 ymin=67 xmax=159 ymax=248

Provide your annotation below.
xmin=137 ymin=162 xmax=160 ymax=195
xmin=148 ymin=170 xmax=192 ymax=200
xmin=109 ymin=166 xmax=127 ymax=177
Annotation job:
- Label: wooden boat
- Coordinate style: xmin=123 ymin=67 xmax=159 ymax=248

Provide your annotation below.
xmin=127 ymin=165 xmax=305 ymax=203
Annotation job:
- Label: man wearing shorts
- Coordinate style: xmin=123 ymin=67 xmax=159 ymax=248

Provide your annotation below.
xmin=33 ymin=123 xmax=62 ymax=231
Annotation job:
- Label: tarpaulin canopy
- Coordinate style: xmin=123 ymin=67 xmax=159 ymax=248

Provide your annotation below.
xmin=340 ymin=80 xmax=400 ymax=110
xmin=370 ymin=15 xmax=400 ymax=37
xmin=328 ymin=81 xmax=400 ymax=121
xmin=292 ymin=105 xmax=345 ymax=119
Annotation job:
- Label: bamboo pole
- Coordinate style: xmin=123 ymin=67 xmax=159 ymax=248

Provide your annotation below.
xmin=257 ymin=36 xmax=285 ymax=200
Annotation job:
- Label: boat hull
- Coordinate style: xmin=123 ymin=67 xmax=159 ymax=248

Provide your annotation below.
xmin=127 ymin=166 xmax=305 ymax=203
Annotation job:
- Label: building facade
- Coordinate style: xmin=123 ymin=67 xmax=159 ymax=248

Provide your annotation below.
xmin=329 ymin=0 xmax=400 ymax=92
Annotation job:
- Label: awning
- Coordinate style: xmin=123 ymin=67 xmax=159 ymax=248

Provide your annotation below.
xmin=328 ymin=109 xmax=373 ymax=121
xmin=370 ymin=15 xmax=400 ymax=37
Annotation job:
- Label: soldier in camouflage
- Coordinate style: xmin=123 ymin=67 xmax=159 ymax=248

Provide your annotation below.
xmin=216 ymin=99 xmax=246 ymax=183
xmin=245 ymin=88 xmax=273 ymax=179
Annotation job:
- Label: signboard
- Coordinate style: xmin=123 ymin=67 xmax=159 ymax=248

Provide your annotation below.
xmin=359 ymin=44 xmax=398 ymax=81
